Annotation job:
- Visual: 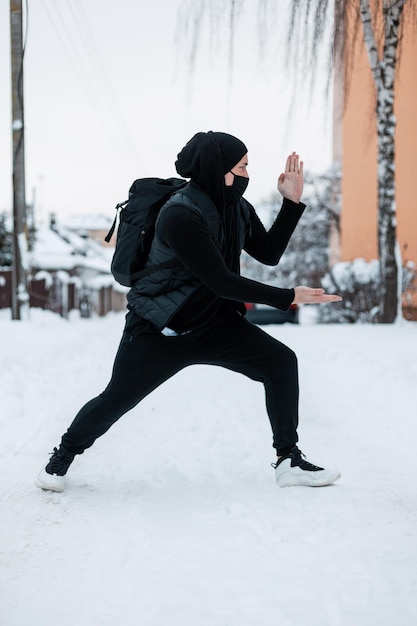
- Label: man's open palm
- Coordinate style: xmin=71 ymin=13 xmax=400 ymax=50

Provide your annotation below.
xmin=278 ymin=152 xmax=304 ymax=204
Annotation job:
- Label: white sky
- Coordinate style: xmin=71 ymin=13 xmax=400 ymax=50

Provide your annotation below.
xmin=0 ymin=0 xmax=333 ymax=221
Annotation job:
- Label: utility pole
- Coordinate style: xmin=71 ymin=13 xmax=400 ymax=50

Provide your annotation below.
xmin=10 ymin=0 xmax=28 ymax=320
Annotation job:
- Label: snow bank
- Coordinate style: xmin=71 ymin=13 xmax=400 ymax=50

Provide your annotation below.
xmin=1 ymin=310 xmax=416 ymax=626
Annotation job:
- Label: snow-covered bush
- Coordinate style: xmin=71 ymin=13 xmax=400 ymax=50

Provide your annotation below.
xmin=402 ymin=260 xmax=417 ymax=319
xmin=241 ymin=165 xmax=341 ymax=289
xmin=318 ymin=259 xmax=380 ymax=323
xmin=318 ymin=257 xmax=417 ymax=323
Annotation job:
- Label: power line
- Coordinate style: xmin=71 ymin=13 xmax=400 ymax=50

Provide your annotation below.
xmin=68 ymin=0 xmax=139 ymax=158
xmin=38 ymin=0 xmax=120 ymax=153
xmin=38 ymin=0 xmax=142 ymax=162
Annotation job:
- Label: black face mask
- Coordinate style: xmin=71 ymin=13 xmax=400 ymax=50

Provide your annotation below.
xmin=224 ymin=174 xmax=249 ymax=202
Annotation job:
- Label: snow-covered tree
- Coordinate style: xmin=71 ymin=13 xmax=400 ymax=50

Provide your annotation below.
xmin=177 ymin=0 xmax=417 ymax=323
xmin=242 ymin=165 xmax=341 ymax=288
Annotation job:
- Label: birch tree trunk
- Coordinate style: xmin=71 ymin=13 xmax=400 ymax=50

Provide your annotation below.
xmin=360 ymin=0 xmax=405 ymax=322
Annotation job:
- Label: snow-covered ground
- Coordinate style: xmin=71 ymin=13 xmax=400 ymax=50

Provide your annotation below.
xmin=1 ymin=308 xmax=417 ymax=626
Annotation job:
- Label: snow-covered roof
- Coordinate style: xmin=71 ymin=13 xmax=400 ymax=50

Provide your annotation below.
xmin=62 ymin=213 xmax=113 ymax=231
xmin=29 ymin=222 xmax=113 ymax=274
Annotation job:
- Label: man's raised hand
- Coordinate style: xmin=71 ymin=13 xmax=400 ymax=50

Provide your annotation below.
xmin=277 ymin=152 xmax=304 ymax=204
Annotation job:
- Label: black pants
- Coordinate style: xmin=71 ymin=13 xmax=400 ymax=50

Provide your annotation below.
xmin=61 ymin=312 xmax=299 ymax=455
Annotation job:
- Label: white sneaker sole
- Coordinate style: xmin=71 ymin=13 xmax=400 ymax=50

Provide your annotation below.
xmin=275 ymin=461 xmax=341 ymax=488
xmin=37 ymin=468 xmax=65 ymax=492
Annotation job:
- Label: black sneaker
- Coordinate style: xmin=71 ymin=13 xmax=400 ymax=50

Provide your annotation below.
xmin=37 ymin=446 xmax=75 ymax=492
xmin=273 ymin=446 xmax=341 ymax=487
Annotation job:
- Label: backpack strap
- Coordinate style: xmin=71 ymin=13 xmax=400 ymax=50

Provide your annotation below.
xmin=104 ymin=200 xmax=128 ymax=243
xmin=178 ymin=182 xmax=220 ymax=239
xmin=131 ymin=183 xmax=220 ymax=284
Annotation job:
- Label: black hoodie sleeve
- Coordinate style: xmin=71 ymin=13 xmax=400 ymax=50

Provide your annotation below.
xmin=158 ymin=206 xmax=295 ymax=311
xmin=243 ymin=198 xmax=305 ymax=264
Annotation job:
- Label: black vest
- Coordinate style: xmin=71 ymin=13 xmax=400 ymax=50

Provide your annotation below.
xmin=127 ymin=182 xmax=249 ymax=330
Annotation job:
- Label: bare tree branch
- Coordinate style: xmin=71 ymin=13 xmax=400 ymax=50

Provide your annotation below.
xmin=360 ymin=0 xmax=382 ymax=81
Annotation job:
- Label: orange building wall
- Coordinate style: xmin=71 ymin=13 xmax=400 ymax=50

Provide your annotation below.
xmin=340 ymin=5 xmax=417 ymax=270
xmin=395 ymin=16 xmax=417 ymax=269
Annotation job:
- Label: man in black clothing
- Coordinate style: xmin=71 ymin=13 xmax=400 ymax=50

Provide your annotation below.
xmin=37 ymin=131 xmax=342 ymax=492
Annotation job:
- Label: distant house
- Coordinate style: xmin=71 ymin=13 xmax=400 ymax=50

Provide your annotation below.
xmin=0 ymin=214 xmax=127 ymax=318
xmin=60 ymin=212 xmax=116 ymax=249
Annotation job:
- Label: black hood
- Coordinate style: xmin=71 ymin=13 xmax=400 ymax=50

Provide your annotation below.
xmin=175 ymin=131 xmax=247 ymax=212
